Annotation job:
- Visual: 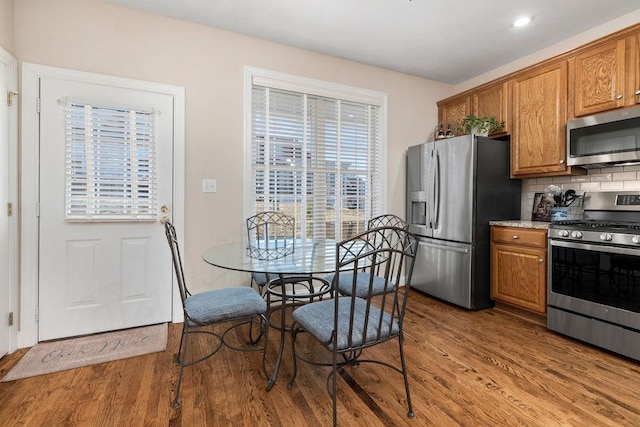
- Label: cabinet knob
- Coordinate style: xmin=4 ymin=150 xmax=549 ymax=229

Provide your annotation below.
xmin=512 ymin=235 xmax=519 ymax=239
xmin=538 ymin=258 xmax=544 ymax=263
xmin=559 ymin=159 xmax=565 ymax=164
xmin=616 ymin=94 xmax=623 ymax=100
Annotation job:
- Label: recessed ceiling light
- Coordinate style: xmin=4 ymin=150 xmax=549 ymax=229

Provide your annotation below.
xmin=513 ymin=16 xmax=534 ymax=27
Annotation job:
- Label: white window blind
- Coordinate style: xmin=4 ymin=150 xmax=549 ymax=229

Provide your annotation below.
xmin=251 ymin=84 xmax=382 ymax=240
xmin=64 ymin=101 xmax=157 ymax=221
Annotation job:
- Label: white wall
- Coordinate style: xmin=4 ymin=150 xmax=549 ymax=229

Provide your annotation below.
xmin=13 ymin=0 xmax=451 ymax=290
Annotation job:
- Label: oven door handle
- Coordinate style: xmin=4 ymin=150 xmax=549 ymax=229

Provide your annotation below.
xmin=549 ymin=239 xmax=640 ymax=256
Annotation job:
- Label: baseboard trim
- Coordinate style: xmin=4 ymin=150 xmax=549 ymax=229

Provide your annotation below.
xmin=493 ymin=302 xmax=547 ymax=327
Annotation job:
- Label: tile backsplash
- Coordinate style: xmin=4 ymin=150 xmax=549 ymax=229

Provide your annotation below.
xmin=521 ymin=164 xmax=640 ymax=221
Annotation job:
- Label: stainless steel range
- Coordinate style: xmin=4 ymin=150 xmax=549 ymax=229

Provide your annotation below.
xmin=548 ymin=191 xmax=640 ymax=361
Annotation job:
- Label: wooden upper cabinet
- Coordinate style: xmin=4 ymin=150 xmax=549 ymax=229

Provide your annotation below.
xmin=473 ymin=82 xmax=510 ymax=134
xmin=628 ymin=31 xmax=640 ymax=106
xmin=435 ymin=25 xmax=639 ymax=178
xmin=573 ymin=39 xmax=626 ymax=116
xmin=437 ymin=94 xmax=470 ymax=132
xmin=512 ymin=61 xmax=568 ymax=177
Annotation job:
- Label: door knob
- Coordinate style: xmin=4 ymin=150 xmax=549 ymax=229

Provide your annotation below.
xmin=161 ymin=205 xmax=170 ymax=213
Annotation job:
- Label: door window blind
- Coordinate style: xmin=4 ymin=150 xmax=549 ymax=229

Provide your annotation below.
xmin=251 ymin=85 xmax=382 ymax=240
xmin=64 ymin=101 xmax=157 ymax=221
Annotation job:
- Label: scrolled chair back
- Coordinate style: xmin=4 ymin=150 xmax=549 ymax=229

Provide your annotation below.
xmin=246 ymin=211 xmax=295 ymax=260
xmin=336 ymin=226 xmax=418 ymax=312
xmin=368 ymin=214 xmax=408 ymax=230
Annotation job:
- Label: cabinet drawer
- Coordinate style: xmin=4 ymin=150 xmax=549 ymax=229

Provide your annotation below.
xmin=491 ymin=226 xmax=547 ymax=248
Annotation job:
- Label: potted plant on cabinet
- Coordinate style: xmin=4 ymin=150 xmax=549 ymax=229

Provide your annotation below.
xmin=460 ymin=115 xmax=505 ymax=136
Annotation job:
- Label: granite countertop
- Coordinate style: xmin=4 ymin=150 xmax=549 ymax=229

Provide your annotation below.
xmin=489 ymin=220 xmax=550 ymax=230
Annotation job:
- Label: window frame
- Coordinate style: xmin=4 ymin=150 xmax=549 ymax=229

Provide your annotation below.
xmin=243 ymin=66 xmax=388 ymax=241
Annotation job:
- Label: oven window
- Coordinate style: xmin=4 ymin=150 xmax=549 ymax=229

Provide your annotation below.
xmin=551 ymin=245 xmax=640 ymax=313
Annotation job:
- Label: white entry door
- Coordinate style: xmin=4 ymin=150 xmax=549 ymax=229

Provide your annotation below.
xmin=38 ymin=77 xmax=174 ymax=341
xmin=0 ymin=53 xmax=12 ymax=356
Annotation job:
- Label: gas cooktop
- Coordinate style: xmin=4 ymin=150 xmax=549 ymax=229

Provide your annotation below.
xmin=551 ymin=219 xmax=640 ymax=231
xmin=548 ymin=191 xmax=640 ymax=245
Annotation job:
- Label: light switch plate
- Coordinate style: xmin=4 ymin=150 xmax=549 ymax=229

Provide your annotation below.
xmin=202 ymin=179 xmax=217 ymax=193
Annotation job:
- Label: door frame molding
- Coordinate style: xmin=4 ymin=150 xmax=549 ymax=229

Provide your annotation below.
xmin=0 ymin=47 xmax=18 ymax=354
xmin=20 ymin=63 xmax=185 ymax=348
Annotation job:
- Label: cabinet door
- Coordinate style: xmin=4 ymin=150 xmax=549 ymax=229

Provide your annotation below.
xmin=438 ymin=94 xmax=470 ymax=132
xmin=491 ymin=242 xmax=547 ymax=314
xmin=473 ymin=82 xmax=510 ymax=134
xmin=512 ymin=62 xmax=568 ymax=176
xmin=628 ymin=32 xmax=640 ymax=106
xmin=574 ymin=39 xmax=626 ymax=116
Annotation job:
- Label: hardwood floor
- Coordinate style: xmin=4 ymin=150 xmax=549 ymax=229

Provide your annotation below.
xmin=1 ymin=290 xmax=639 ymax=426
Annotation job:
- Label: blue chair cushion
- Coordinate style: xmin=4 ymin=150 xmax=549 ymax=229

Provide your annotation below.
xmin=325 ymin=272 xmax=395 ymax=298
xmin=185 ymin=287 xmax=267 ymax=325
xmin=252 ymin=272 xmax=274 ymax=287
xmin=293 ymin=297 xmax=398 ymax=351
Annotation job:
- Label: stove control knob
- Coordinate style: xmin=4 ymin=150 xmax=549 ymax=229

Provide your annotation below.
xmin=558 ymin=230 xmax=570 ymax=237
xmin=600 ymin=232 xmax=613 ymax=241
xmin=632 ymin=235 xmax=640 ymax=244
xmin=571 ymin=231 xmax=583 ymax=239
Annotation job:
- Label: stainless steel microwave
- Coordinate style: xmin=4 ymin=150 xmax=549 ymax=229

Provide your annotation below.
xmin=567 ymin=105 xmax=640 ymax=168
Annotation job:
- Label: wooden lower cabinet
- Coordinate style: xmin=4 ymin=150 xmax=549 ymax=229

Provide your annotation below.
xmin=491 ymin=226 xmax=547 ymax=314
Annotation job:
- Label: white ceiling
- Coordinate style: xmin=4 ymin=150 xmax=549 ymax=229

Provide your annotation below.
xmin=102 ymin=0 xmax=640 ymax=84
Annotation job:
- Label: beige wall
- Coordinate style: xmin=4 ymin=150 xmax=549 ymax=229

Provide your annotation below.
xmin=0 ymin=0 xmax=14 ymax=54
xmin=13 ymin=0 xmax=450 ymax=288
xmin=7 ymin=1 xmax=640 ymax=292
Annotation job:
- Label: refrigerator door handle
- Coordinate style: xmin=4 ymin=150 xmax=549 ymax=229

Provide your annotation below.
xmin=428 ymin=148 xmax=436 ymax=229
xmin=418 ymin=240 xmax=469 ymax=254
xmin=434 ymin=150 xmax=441 ymax=229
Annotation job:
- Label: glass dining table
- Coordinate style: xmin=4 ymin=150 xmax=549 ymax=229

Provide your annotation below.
xmin=202 ymin=238 xmax=341 ymax=390
xmin=202 ymin=238 xmax=341 ymax=277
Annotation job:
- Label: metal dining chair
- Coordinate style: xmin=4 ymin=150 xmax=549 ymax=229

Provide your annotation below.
xmin=164 ymin=221 xmax=268 ymax=409
xmin=288 ymin=226 xmax=419 ymax=426
xmin=246 ymin=211 xmax=296 ymax=294
xmin=330 ymin=214 xmax=408 ymax=298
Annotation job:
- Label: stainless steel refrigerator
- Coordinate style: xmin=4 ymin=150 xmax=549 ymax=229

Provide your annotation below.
xmin=406 ymin=134 xmax=520 ymax=309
